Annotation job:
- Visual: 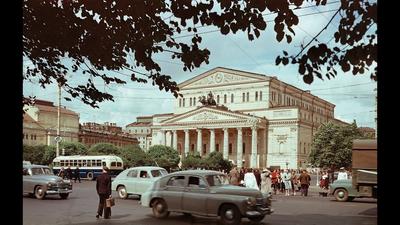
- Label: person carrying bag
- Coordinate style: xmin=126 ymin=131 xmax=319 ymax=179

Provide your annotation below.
xmin=96 ymin=166 xmax=112 ymax=219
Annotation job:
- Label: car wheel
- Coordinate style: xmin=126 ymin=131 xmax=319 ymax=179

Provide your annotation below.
xmin=334 ymin=188 xmax=349 ymax=202
xmin=219 ymin=204 xmax=241 ymax=225
xmin=87 ymin=172 xmax=93 ymax=180
xmin=249 ymin=215 xmax=265 ymax=223
xmin=117 ymin=186 xmax=128 ymax=199
xmin=34 ymin=186 xmax=46 ymax=200
xmin=152 ymin=199 xmax=170 ymax=219
xmin=59 ymin=193 xmax=69 ymax=199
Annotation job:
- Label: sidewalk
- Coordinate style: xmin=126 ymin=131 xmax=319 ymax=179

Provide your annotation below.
xmin=271 ymin=185 xmax=329 ymax=198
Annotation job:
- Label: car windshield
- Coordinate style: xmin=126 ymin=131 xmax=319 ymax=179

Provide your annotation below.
xmin=31 ymin=167 xmax=53 ymax=175
xmin=205 ymin=174 xmax=228 ymax=186
xmin=151 ymin=169 xmax=168 ymax=178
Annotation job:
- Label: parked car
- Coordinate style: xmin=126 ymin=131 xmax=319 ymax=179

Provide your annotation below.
xmin=112 ymin=166 xmax=168 ymax=199
xmin=23 ymin=164 xmax=73 ymax=200
xmin=141 ymin=170 xmax=273 ymax=225
xmin=329 ymin=179 xmax=358 ymax=201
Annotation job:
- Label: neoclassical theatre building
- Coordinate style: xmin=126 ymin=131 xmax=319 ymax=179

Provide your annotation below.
xmin=147 ymin=67 xmax=347 ymax=169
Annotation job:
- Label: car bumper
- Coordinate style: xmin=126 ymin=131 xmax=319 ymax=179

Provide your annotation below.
xmin=245 ymin=206 xmax=274 ymax=217
xmin=46 ymin=188 xmax=72 ymax=194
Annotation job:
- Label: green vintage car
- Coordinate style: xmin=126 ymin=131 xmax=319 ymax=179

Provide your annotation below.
xmin=329 ymin=179 xmax=358 ymax=202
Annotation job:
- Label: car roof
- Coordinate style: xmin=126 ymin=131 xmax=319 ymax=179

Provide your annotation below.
xmin=168 ymin=170 xmax=225 ymax=176
xmin=126 ymin=166 xmax=166 ymax=170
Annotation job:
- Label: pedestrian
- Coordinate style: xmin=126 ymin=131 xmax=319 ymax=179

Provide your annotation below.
xmin=74 ymin=166 xmax=81 ymax=183
xmin=291 ymin=170 xmax=298 ymax=195
xmin=58 ymin=167 xmax=65 ymax=179
xmin=260 ymin=168 xmax=272 ymax=195
xmin=337 ymin=167 xmax=348 ymax=180
xmin=228 ymin=166 xmax=240 ymax=186
xmin=96 ymin=166 xmax=112 ymax=219
xmin=282 ymin=169 xmax=292 ymax=196
xmin=254 ymin=169 xmax=261 ymax=188
xmin=244 ymin=168 xmax=259 ymax=190
xmin=271 ymin=169 xmax=279 ymax=194
xmin=66 ymin=166 xmax=73 ymax=180
xmin=299 ymin=169 xmax=311 ymax=196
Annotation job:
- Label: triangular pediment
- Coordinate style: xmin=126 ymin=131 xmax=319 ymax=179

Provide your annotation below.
xmin=161 ymin=106 xmax=260 ymax=126
xmin=179 ymin=67 xmax=270 ymax=90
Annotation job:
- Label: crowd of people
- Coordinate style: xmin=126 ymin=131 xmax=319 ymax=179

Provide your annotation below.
xmin=227 ymin=166 xmax=312 ymax=196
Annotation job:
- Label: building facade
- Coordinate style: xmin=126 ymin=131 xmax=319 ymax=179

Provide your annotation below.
xmin=146 ymin=67 xmax=347 ymax=169
xmin=125 ymin=116 xmax=153 ymax=150
xmin=79 ymin=122 xmax=139 ymax=148
xmin=23 ymin=99 xmax=80 ymax=146
xmin=23 ymin=113 xmax=48 ymax=146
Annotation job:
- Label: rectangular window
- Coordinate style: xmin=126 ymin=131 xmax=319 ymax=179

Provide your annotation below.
xmin=224 ymin=94 xmax=227 ymax=104
xmin=255 ymin=91 xmax=258 ymax=101
xmin=217 ymin=95 xmax=220 ymax=104
xmin=33 ymin=134 xmax=36 ymax=140
xmin=243 ymin=143 xmax=246 ymax=154
xmin=203 ymin=144 xmax=207 ymax=155
xmin=190 ymin=98 xmax=192 ymax=106
xmin=194 ymin=97 xmax=196 ymax=105
xmin=242 ymin=93 xmax=245 ymax=102
xmin=191 ymin=144 xmax=195 ymax=152
xmin=179 ymin=99 xmax=182 ymax=107
xmin=260 ymin=91 xmax=262 ymax=101
xmin=183 ymin=98 xmax=185 ymax=107
xmin=231 ymin=94 xmax=234 ymax=103
xmin=229 ymin=143 xmax=232 ymax=154
xmin=216 ymin=144 xmax=219 ymax=152
xmin=247 ymin=92 xmax=249 ymax=102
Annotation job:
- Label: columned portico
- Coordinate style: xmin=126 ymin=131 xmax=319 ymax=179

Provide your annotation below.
xmin=197 ymin=129 xmax=202 ymax=156
xmin=166 ymin=131 xmax=172 ymax=147
xmin=236 ymin=128 xmax=243 ymax=168
xmin=223 ymin=128 xmax=229 ymax=160
xmin=210 ymin=129 xmax=215 ymax=153
xmin=250 ymin=126 xmax=258 ymax=168
xmin=160 ymin=130 xmax=166 ymax=145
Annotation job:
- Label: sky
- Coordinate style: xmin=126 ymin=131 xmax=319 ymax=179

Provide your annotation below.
xmin=23 ymin=1 xmax=377 ymax=131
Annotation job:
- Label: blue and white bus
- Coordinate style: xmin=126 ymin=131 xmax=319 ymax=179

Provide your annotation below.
xmin=52 ymin=155 xmax=124 ymax=180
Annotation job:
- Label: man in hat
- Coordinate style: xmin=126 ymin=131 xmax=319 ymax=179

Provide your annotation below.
xmin=337 ymin=167 xmax=348 ymax=180
xmin=96 ymin=166 xmax=112 ymax=219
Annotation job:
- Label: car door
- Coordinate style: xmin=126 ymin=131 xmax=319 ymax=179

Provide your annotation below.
xmin=23 ymin=168 xmax=33 ymax=194
xmin=182 ymin=176 xmax=209 ymax=215
xmin=135 ymin=170 xmax=153 ymax=195
xmin=125 ymin=169 xmax=138 ymax=194
xmin=163 ymin=175 xmax=186 ymax=211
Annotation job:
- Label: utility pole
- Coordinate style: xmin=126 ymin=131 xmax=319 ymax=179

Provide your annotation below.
xmin=56 ymin=83 xmax=61 ymax=157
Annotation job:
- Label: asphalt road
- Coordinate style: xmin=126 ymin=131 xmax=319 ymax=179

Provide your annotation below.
xmin=23 ymin=180 xmax=377 ymax=225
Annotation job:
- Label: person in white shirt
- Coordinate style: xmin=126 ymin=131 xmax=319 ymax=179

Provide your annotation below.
xmin=244 ymin=168 xmax=259 ymax=190
xmin=337 ymin=167 xmax=348 ymax=180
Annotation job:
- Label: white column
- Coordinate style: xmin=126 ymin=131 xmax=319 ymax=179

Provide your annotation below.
xmin=236 ymin=128 xmax=243 ymax=168
xmin=223 ymin=128 xmax=229 ymax=160
xmin=166 ymin=131 xmax=172 ymax=147
xmin=210 ymin=129 xmax=215 ymax=153
xmin=172 ymin=130 xmax=178 ymax=151
xmin=184 ymin=129 xmax=190 ymax=157
xmin=197 ymin=129 xmax=202 ymax=156
xmin=160 ymin=130 xmax=166 ymax=145
xmin=251 ymin=126 xmax=258 ymax=168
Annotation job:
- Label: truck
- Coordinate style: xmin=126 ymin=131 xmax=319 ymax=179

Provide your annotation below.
xmin=329 ymin=139 xmax=377 ymax=201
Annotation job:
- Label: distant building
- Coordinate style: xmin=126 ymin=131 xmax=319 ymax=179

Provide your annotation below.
xmin=358 ymin=127 xmax=376 ymax=139
xmin=79 ymin=122 xmax=139 ymax=148
xmin=141 ymin=67 xmax=348 ymax=169
xmin=125 ymin=116 xmax=153 ymax=151
xmin=23 ymin=99 xmax=80 ymax=145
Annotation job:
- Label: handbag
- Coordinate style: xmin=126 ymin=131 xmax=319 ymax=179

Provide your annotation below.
xmin=106 ymin=196 xmax=115 ymax=207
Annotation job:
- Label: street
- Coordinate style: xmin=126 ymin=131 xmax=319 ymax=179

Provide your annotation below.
xmin=23 ymin=180 xmax=377 ymax=225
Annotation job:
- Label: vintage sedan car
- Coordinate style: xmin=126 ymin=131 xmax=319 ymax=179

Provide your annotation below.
xmin=23 ymin=164 xmax=73 ymax=200
xmin=141 ymin=170 xmax=273 ymax=225
xmin=329 ymin=179 xmax=357 ymax=202
xmin=112 ymin=166 xmax=168 ymax=199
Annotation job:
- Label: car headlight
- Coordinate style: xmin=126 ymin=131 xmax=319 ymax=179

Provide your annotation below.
xmin=246 ymin=197 xmax=256 ymax=206
xmin=47 ymin=182 xmax=57 ymax=187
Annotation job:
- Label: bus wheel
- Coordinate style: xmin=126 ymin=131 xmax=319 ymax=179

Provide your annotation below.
xmin=87 ymin=172 xmax=93 ymax=180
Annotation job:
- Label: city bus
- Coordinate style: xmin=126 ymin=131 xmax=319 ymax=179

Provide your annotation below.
xmin=52 ymin=155 xmax=124 ymax=180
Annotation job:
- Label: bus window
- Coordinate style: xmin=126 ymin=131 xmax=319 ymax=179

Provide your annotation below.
xmin=117 ymin=162 xmax=122 ymax=167
xmin=111 ymin=162 xmax=116 ymax=167
xmin=96 ymin=160 xmax=102 ymax=166
xmin=102 ymin=161 xmax=106 ymax=167
xmin=86 ymin=160 xmax=91 ymax=167
xmin=73 ymin=160 xmax=77 ymax=166
xmin=60 ymin=160 xmax=65 ymax=167
xmin=82 ymin=160 xmax=87 ymax=167
xmin=53 ymin=161 xmax=59 ymax=167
